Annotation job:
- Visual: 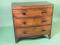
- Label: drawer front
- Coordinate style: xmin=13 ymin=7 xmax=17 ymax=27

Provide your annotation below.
xmin=13 ymin=7 xmax=52 ymax=17
xmin=13 ymin=8 xmax=41 ymax=17
xmin=14 ymin=18 xmax=42 ymax=27
xmin=14 ymin=16 xmax=51 ymax=27
xmin=15 ymin=25 xmax=51 ymax=38
xmin=15 ymin=27 xmax=42 ymax=38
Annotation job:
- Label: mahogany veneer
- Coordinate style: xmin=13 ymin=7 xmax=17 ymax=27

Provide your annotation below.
xmin=12 ymin=2 xmax=54 ymax=43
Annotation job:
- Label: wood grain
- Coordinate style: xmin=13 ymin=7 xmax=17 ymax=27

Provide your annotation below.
xmin=12 ymin=4 xmax=53 ymax=42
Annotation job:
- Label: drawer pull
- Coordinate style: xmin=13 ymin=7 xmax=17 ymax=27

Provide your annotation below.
xmin=41 ymin=10 xmax=47 ymax=14
xmin=23 ymin=22 xmax=26 ymax=24
xmin=23 ymin=31 xmax=27 ymax=34
xmin=42 ymin=11 xmax=47 ymax=14
xmin=42 ymin=30 xmax=46 ymax=31
xmin=42 ymin=20 xmax=46 ymax=22
xmin=22 ymin=12 xmax=26 ymax=15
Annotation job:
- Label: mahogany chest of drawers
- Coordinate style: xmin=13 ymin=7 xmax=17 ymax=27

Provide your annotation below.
xmin=12 ymin=2 xmax=54 ymax=43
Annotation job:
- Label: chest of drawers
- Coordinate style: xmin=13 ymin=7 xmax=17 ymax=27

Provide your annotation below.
xmin=12 ymin=2 xmax=54 ymax=43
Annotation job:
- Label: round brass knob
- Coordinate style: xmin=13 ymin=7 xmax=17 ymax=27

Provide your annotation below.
xmin=22 ymin=12 xmax=26 ymax=15
xmin=23 ymin=22 xmax=26 ymax=24
xmin=42 ymin=30 xmax=46 ymax=31
xmin=42 ymin=20 xmax=46 ymax=22
xmin=23 ymin=31 xmax=27 ymax=34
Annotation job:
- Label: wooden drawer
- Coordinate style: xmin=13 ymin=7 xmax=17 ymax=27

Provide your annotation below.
xmin=15 ymin=25 xmax=51 ymax=38
xmin=13 ymin=7 xmax=52 ymax=17
xmin=15 ymin=27 xmax=42 ymax=38
xmin=14 ymin=16 xmax=51 ymax=27
xmin=14 ymin=18 xmax=42 ymax=27
xmin=13 ymin=8 xmax=41 ymax=17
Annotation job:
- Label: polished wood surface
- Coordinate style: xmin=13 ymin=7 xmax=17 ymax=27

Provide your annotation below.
xmin=15 ymin=25 xmax=50 ymax=38
xmin=13 ymin=7 xmax=52 ymax=17
xmin=12 ymin=2 xmax=53 ymax=43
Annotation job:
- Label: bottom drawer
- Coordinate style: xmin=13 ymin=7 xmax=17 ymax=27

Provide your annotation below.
xmin=15 ymin=25 xmax=51 ymax=38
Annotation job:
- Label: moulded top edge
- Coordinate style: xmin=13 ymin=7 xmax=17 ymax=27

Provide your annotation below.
xmin=12 ymin=1 xmax=53 ymax=6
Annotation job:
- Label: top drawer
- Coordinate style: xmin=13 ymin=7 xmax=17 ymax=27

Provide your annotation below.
xmin=12 ymin=6 xmax=53 ymax=17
